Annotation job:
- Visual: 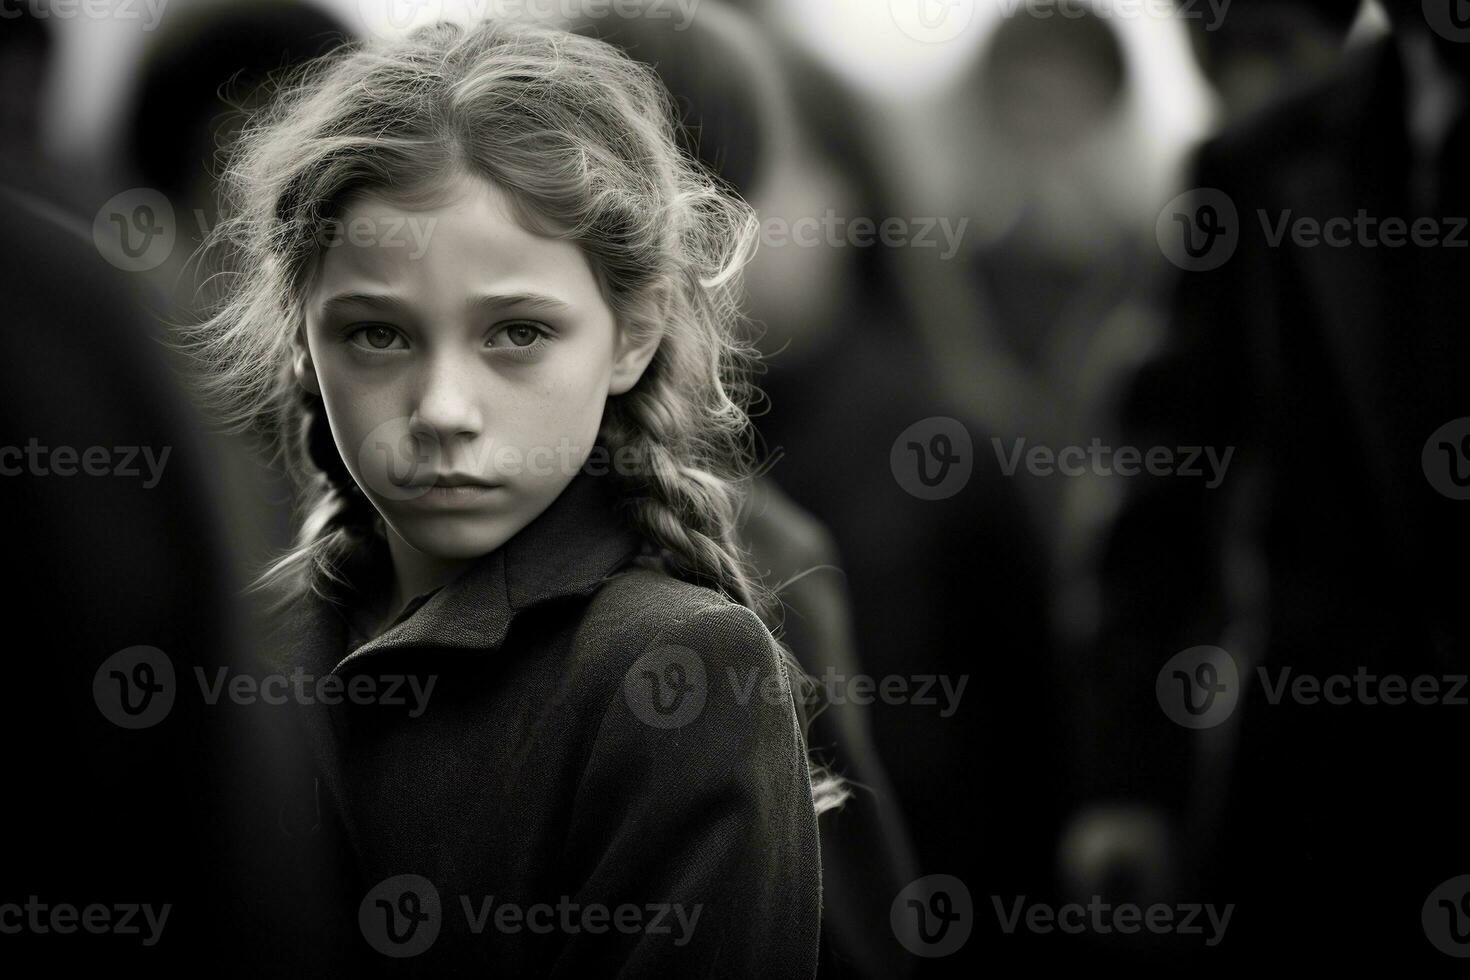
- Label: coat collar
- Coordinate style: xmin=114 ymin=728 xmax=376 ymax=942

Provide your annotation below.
xmin=277 ymin=471 xmax=645 ymax=677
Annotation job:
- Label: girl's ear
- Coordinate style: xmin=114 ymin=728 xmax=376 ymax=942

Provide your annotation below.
xmin=609 ymin=324 xmax=662 ymax=396
xmin=292 ymin=339 xmax=322 ymax=396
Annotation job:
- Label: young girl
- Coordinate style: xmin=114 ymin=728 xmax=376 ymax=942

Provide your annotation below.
xmin=187 ymin=17 xmax=841 ymax=976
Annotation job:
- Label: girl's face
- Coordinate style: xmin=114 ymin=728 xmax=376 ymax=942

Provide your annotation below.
xmin=298 ymin=171 xmax=656 ymax=562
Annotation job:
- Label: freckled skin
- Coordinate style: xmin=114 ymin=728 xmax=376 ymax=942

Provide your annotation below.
xmin=296 ymin=172 xmax=657 ymax=604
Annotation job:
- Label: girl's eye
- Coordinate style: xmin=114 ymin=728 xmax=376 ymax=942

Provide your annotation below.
xmin=488 ymin=321 xmax=548 ymax=351
xmin=348 ymin=325 xmax=407 ymax=352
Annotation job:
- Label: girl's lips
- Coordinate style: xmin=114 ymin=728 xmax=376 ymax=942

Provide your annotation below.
xmin=405 ymin=483 xmax=505 ymax=506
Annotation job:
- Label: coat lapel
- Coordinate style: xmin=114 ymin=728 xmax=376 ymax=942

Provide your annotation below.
xmin=283 ymin=471 xmax=646 ymax=677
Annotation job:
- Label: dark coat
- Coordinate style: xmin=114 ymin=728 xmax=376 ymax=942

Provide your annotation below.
xmin=1092 ymin=38 xmax=1470 ymax=965
xmin=268 ymin=472 xmax=822 ymax=978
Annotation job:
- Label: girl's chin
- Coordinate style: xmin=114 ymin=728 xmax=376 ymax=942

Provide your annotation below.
xmin=385 ymin=513 xmax=525 ymax=563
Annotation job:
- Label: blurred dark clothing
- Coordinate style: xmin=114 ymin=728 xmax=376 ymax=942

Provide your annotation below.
xmin=740 ymin=478 xmax=920 ymax=980
xmin=1091 ymin=38 xmax=1470 ymax=966
xmin=760 ymin=302 xmax=1069 ymax=970
xmin=0 ymin=174 xmax=245 ymax=968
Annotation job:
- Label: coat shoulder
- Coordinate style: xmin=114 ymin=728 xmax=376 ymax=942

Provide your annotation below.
xmin=580 ymin=562 xmax=777 ymax=665
xmin=553 ymin=561 xmax=790 ymax=715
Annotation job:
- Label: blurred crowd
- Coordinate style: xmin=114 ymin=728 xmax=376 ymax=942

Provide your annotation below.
xmin=8 ymin=0 xmax=1469 ymax=972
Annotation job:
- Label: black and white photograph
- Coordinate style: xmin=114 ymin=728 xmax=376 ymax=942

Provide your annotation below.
xmin=2 ymin=0 xmax=1467 ymax=974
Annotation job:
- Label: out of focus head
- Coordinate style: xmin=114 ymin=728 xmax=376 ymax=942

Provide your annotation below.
xmin=1186 ymin=1 xmax=1360 ymax=118
xmin=573 ymin=0 xmax=881 ymax=363
xmin=976 ymin=9 xmax=1128 ymax=154
xmin=125 ymin=0 xmax=350 ymax=222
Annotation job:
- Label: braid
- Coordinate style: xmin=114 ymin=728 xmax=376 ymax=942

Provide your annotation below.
xmin=604 ymin=383 xmax=761 ymax=612
xmin=604 ymin=378 xmax=851 ymax=815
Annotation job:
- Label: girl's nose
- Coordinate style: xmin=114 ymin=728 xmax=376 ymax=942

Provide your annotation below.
xmin=409 ymin=357 xmax=484 ymax=443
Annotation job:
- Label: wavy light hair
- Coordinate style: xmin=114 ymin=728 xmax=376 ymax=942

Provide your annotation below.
xmin=183 ymin=17 xmax=846 ymax=812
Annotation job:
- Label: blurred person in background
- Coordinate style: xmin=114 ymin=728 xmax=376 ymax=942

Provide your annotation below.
xmin=578 ymin=3 xmax=1067 ymax=972
xmin=0 ymin=40 xmax=268 ymax=963
xmin=122 ymin=0 xmax=350 ymax=314
xmin=107 ymin=6 xmax=360 ymax=969
xmin=116 ymin=0 xmax=351 ymax=581
xmin=1077 ymin=0 xmax=1465 ymax=966
xmin=1185 ymin=0 xmax=1360 ymax=124
xmin=896 ymin=9 xmax=1173 ymax=548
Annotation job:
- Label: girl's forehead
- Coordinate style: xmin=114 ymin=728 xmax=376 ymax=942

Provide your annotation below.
xmin=306 ymin=174 xmax=601 ymax=315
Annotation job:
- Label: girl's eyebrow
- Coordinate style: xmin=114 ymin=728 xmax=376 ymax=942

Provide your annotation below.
xmin=316 ymin=292 xmax=408 ymax=318
xmin=468 ymin=292 xmax=575 ymax=316
xmin=315 ymin=291 xmax=574 ymax=319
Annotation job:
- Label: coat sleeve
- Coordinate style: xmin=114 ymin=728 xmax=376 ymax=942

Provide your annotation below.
xmin=552 ymin=600 xmax=823 ymax=979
